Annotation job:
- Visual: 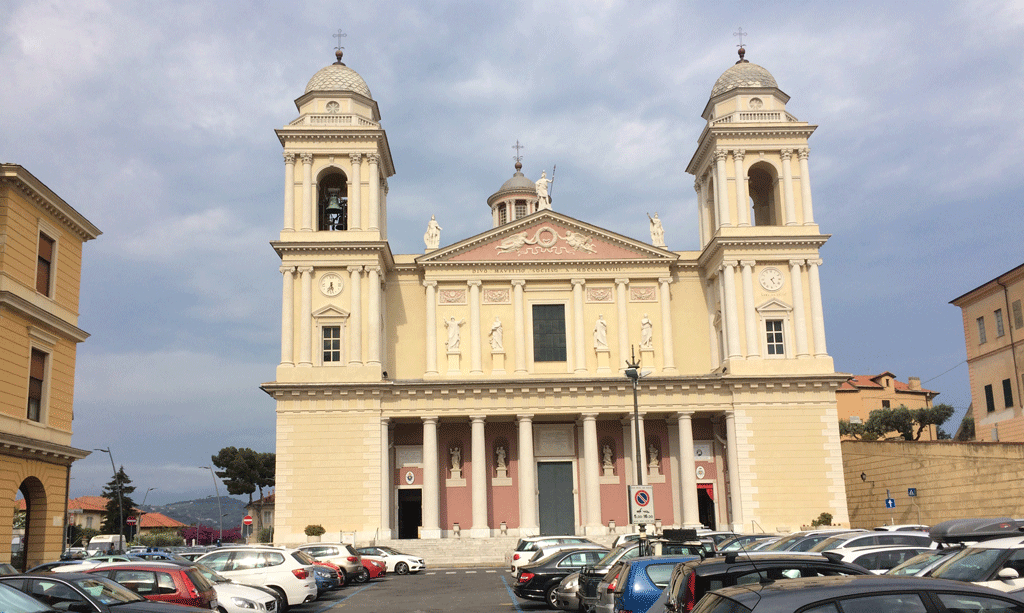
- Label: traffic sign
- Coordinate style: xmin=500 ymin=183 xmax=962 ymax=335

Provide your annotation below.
xmin=628 ymin=485 xmax=655 ymax=525
xmin=885 ymin=498 xmax=896 ymax=509
xmin=243 ymin=515 xmax=253 ymax=525
xmin=908 ymin=488 xmax=917 ymax=497
xmin=126 ymin=516 xmax=137 ymax=526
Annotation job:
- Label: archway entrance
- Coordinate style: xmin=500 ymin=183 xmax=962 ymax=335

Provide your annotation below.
xmin=14 ymin=477 xmax=46 ymax=572
xmin=697 ymin=485 xmax=715 ymax=530
xmin=397 ymin=489 xmax=422 ymax=539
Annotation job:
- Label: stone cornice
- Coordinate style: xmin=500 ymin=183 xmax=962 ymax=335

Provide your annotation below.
xmin=271 ymin=240 xmax=396 ymax=269
xmin=697 ymin=234 xmax=830 ymax=270
xmin=686 ymin=124 xmax=818 ymax=176
xmin=0 ymin=431 xmax=90 ymax=465
xmin=276 ymin=131 xmax=396 ymax=178
xmin=0 ymin=291 xmax=90 ymax=343
xmin=1 ymin=165 xmax=101 ymax=241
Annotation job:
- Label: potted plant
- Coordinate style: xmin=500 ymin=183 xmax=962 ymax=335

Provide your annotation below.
xmin=304 ymin=524 xmax=326 ymax=542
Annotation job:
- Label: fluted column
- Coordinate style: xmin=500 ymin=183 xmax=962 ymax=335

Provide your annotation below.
xmin=733 ymin=150 xmax=749 ymax=226
xmin=725 ymin=413 xmax=743 ymax=531
xmin=807 ymin=259 xmax=828 ymax=356
xmin=513 ymin=280 xmax=527 ymax=373
xmin=740 ymin=261 xmax=759 ymax=358
xmin=698 ymin=178 xmax=711 ymax=243
xmin=298 ymin=267 xmax=313 ymax=367
xmin=714 ymin=150 xmax=731 ymax=227
xmin=424 ymin=281 xmax=438 ymax=375
xmin=676 ymin=412 xmax=700 ymax=528
xmin=781 ymin=149 xmax=796 ymax=226
xmin=283 ymin=153 xmax=296 ymax=231
xmin=380 ymin=418 xmax=392 ymax=539
xmin=572 ymin=279 xmax=587 ymax=372
xmin=348 ymin=266 xmax=363 ymax=365
xmin=367 ymin=266 xmax=381 ymax=366
xmin=517 ymin=414 xmax=537 ymax=534
xmin=348 ymin=153 xmax=362 ymax=231
xmin=301 ymin=153 xmax=313 ymax=231
xmin=658 ymin=278 xmax=676 ymax=372
xmin=616 ymin=278 xmax=629 ymax=368
xmin=789 ymin=260 xmax=809 ymax=358
xmin=422 ymin=417 xmax=440 ymax=537
xmin=468 ymin=280 xmax=482 ymax=374
xmin=471 ymin=416 xmax=488 ymax=536
xmin=280 ymin=266 xmax=295 ymax=366
xmin=798 ymin=148 xmax=814 ymax=225
xmin=367 ymin=153 xmax=381 ymax=231
xmin=581 ymin=413 xmax=601 ymax=532
xmin=721 ymin=262 xmax=742 ymax=359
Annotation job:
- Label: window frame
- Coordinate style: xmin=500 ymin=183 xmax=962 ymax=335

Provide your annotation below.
xmin=756 ymin=299 xmax=793 ymax=359
xmin=35 ymin=224 xmax=59 ymax=299
xmin=1003 ymin=378 xmax=1014 ymax=408
xmin=765 ymin=319 xmax=786 ymax=357
xmin=312 ymin=306 xmax=349 ymax=366
xmin=985 ymin=384 xmax=996 ymax=412
xmin=977 ymin=316 xmax=987 ymax=344
xmin=1013 ymin=299 xmax=1023 ymax=330
xmin=322 ymin=325 xmax=342 ymax=364
xmin=995 ymin=309 xmax=1005 ymax=337
xmin=25 ymin=327 xmax=56 ymax=425
xmin=531 ymin=304 xmax=567 ymax=363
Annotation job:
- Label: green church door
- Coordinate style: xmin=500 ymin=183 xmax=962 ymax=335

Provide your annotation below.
xmin=537 ymin=461 xmax=574 ymax=535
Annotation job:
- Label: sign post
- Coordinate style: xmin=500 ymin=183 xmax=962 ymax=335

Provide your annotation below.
xmin=243 ymin=515 xmax=253 ymax=543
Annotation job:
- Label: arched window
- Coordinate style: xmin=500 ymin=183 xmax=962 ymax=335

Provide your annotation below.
xmin=318 ymin=172 xmax=348 ymax=231
xmin=498 ymin=203 xmax=507 ymax=225
xmin=748 ymin=164 xmax=781 ymax=226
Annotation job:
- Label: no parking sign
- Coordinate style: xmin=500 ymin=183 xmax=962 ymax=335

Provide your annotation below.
xmin=628 ymin=485 xmax=655 ymax=525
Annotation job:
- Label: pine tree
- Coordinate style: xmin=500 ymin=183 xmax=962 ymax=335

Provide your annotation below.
xmin=100 ymin=466 xmax=137 ymax=541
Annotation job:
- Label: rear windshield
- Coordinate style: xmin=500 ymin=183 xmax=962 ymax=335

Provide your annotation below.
xmin=184 ymin=568 xmax=213 ymax=592
xmin=645 ymin=563 xmax=677 ymax=588
xmin=292 ymin=551 xmax=316 ymax=565
xmin=691 ymin=593 xmax=752 ymax=613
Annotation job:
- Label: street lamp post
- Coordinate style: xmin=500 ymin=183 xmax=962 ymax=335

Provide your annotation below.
xmin=199 ymin=466 xmax=223 ymax=545
xmin=94 ymin=448 xmax=125 ymax=552
xmin=624 ymin=347 xmax=650 ymax=552
xmin=138 ymin=487 xmax=156 ymax=543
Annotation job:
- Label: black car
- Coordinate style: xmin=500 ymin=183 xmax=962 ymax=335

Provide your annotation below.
xmin=0 ymin=573 xmax=211 ymax=613
xmin=657 ymin=552 xmax=872 ymax=613
xmin=0 ymin=581 xmax=59 ymax=613
xmin=579 ymin=538 xmax=706 ymax=613
xmin=691 ymin=574 xmax=1024 ymax=613
xmin=513 ymin=547 xmax=608 ymax=608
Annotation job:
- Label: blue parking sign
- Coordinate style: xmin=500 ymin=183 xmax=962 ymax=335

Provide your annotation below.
xmin=885 ymin=498 xmax=896 ymax=509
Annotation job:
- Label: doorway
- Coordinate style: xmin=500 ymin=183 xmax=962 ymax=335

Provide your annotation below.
xmin=537 ymin=462 xmax=574 ymax=535
xmin=397 ymin=489 xmax=422 ymax=539
xmin=698 ymin=486 xmax=715 ymax=530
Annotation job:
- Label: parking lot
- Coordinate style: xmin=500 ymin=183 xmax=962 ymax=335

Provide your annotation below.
xmin=290 ymin=567 xmax=553 ymax=613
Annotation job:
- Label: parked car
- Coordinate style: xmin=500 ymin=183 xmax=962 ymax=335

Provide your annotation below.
xmin=194 ymin=547 xmax=317 ymax=610
xmin=190 ymin=564 xmax=282 ymax=613
xmin=354 ymin=546 xmax=424 ymax=575
xmin=310 ymin=565 xmax=337 ymax=594
xmin=714 ymin=534 xmax=779 ymax=553
xmin=690 ymin=574 xmax=1024 ymax=613
xmin=295 ymin=543 xmax=363 ymax=584
xmin=0 ymin=581 xmax=61 ymax=613
xmin=550 ymin=571 xmax=582 ymax=611
xmin=74 ymin=562 xmax=217 ymax=610
xmin=508 ymin=536 xmax=595 ymax=575
xmin=658 ymin=552 xmax=873 ymax=613
xmin=513 ymin=547 xmax=608 ymax=607
xmin=607 ymin=556 xmax=699 ymax=613
xmin=929 ymin=534 xmax=1024 ymax=592
xmin=760 ymin=529 xmax=864 ymax=552
xmin=0 ymin=572 xmax=212 ymax=613
xmin=826 ymin=545 xmax=932 ymax=573
xmin=359 ymin=558 xmax=385 ymax=582
xmin=130 ymin=552 xmax=193 ymax=565
xmin=875 ymin=524 xmax=929 ymax=532
xmin=525 ymin=543 xmax=609 ymax=568
xmin=806 ymin=530 xmax=935 ymax=553
xmin=27 ymin=560 xmax=85 ymax=573
xmin=579 ymin=538 xmax=706 ymax=613
xmin=886 ymin=548 xmax=961 ymax=577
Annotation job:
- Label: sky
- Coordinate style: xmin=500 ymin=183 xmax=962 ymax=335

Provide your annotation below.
xmin=2 ymin=1 xmax=1022 ymax=506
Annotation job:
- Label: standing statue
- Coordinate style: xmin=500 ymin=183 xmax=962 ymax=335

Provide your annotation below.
xmin=535 ymin=171 xmax=552 ymax=209
xmin=593 ymin=314 xmax=608 ymax=349
xmin=640 ymin=313 xmax=653 ymax=349
xmin=602 ymin=444 xmax=614 ymax=470
xmin=424 ymin=215 xmax=442 ymax=249
xmin=648 ymin=212 xmax=666 ymax=248
xmin=444 ymin=317 xmax=465 ymax=350
xmin=489 ymin=317 xmax=504 ymax=351
xmin=450 ymin=446 xmax=461 ymax=471
xmin=648 ymin=443 xmax=660 ymax=470
xmin=495 ymin=446 xmax=507 ymax=470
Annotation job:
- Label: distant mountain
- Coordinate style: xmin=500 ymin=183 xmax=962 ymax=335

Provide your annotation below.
xmin=141 ymin=497 xmax=248 ymax=528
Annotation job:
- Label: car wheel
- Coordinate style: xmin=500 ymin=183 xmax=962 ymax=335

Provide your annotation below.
xmin=355 ymin=567 xmax=370 ymax=583
xmin=271 ymin=587 xmax=288 ymax=613
xmin=337 ymin=569 xmax=347 ymax=586
xmin=395 ymin=561 xmax=410 ymax=575
xmin=546 ymin=585 xmax=559 ymax=609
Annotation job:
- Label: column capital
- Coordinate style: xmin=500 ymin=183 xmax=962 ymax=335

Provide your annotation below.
xmin=511 ymin=279 xmax=527 ymax=288
xmin=807 ymin=258 xmax=823 ymax=267
xmin=693 ymin=181 xmax=701 ymax=193
xmin=674 ymin=410 xmax=696 ymax=420
xmin=615 ymin=278 xmax=630 ymax=286
xmin=300 ymin=153 xmax=314 ymax=164
xmin=283 ymin=152 xmax=296 ymax=164
xmin=422 ymin=416 xmax=439 ymax=425
xmin=732 ymin=149 xmax=745 ymax=160
xmin=366 ymin=153 xmax=381 ymax=165
xmin=516 ymin=413 xmax=534 ymax=422
xmin=367 ymin=266 xmax=382 ymax=276
xmin=721 ymin=260 xmax=739 ymax=269
xmin=739 ymin=260 xmax=756 ymax=268
xmin=658 ymin=277 xmax=673 ymax=285
xmin=279 ymin=265 xmax=296 ymax=275
xmin=780 ymin=148 xmax=793 ymax=160
xmin=580 ymin=412 xmax=598 ymax=421
xmin=349 ymin=152 xmax=363 ymax=163
xmin=470 ymin=415 xmax=486 ymax=423
xmin=713 ymin=149 xmax=728 ymax=162
xmin=571 ymin=279 xmax=586 ymax=286
xmin=348 ymin=265 xmax=364 ymax=273
xmin=423 ymin=280 xmax=437 ymax=288
xmin=798 ymin=147 xmax=810 ymax=160
xmin=297 ymin=266 xmax=314 ymax=274
xmin=467 ymin=280 xmax=482 ymax=288
xmin=788 ymin=259 xmax=806 ymax=268
xmin=381 ymin=416 xmax=390 ymax=426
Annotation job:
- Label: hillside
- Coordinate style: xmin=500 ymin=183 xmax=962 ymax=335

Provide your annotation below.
xmin=141 ymin=496 xmax=248 ymax=528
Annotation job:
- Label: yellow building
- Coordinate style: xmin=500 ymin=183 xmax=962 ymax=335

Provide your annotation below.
xmin=0 ymin=164 xmax=100 ymax=568
xmin=836 ymin=373 xmax=940 ymax=440
xmin=264 ymin=48 xmax=850 ymax=544
xmin=951 ymin=263 xmax=1024 ymax=441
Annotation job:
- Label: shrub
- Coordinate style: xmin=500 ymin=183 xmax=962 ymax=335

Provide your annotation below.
xmin=304 ymin=524 xmax=326 ymax=537
xmin=811 ymin=512 xmax=833 ymax=527
xmin=257 ymin=527 xmax=274 ymax=543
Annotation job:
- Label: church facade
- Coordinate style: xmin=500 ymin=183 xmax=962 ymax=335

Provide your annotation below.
xmin=263 ymin=48 xmax=849 ymax=544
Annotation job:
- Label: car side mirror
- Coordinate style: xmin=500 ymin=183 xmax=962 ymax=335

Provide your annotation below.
xmin=998 ymin=567 xmax=1020 ymax=580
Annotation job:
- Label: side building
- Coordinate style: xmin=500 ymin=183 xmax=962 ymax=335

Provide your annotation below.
xmin=836 ymin=372 xmax=940 ymax=440
xmin=263 ymin=48 xmax=849 ymax=544
xmin=0 ymin=164 xmax=100 ymax=568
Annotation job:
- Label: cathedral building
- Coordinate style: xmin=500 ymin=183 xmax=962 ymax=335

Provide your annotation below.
xmin=263 ymin=47 xmax=849 ymax=544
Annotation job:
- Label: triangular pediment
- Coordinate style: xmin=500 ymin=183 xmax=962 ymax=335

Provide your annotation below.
xmin=313 ymin=305 xmax=350 ymax=319
xmin=418 ymin=211 xmax=676 ymax=264
xmin=756 ymin=298 xmax=791 ymax=313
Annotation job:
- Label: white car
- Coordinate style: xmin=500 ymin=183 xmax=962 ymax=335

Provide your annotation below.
xmin=508 ymin=536 xmax=595 ymax=575
xmin=807 ymin=530 xmax=935 ymax=553
xmin=354 ymin=546 xmax=424 ymax=574
xmin=929 ymin=534 xmax=1024 ymax=592
xmin=196 ymin=546 xmax=317 ymax=609
xmin=826 ymin=545 xmax=932 ymax=574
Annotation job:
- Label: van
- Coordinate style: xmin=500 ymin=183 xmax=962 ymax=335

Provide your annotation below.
xmin=87 ymin=534 xmax=125 ymax=553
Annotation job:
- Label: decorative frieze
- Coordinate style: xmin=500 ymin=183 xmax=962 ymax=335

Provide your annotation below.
xmin=630 ymin=286 xmax=656 ymax=302
xmin=438 ymin=289 xmax=466 ymax=305
xmin=483 ymin=288 xmax=510 ymax=304
xmin=587 ymin=287 xmax=613 ymax=303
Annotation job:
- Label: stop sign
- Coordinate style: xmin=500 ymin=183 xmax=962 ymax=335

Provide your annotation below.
xmin=243 ymin=515 xmax=253 ymax=525
xmin=126 ymin=516 xmax=137 ymax=526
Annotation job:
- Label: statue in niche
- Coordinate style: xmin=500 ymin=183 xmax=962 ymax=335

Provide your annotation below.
xmin=594 ymin=315 xmax=608 ymax=349
xmin=648 ymin=212 xmax=666 ymax=247
xmin=444 ymin=317 xmax=465 ymax=351
xmin=648 ymin=443 xmax=660 ymax=471
xmin=424 ymin=215 xmax=442 ymax=249
xmin=640 ymin=313 xmax=653 ymax=349
xmin=489 ymin=317 xmax=504 ymax=351
xmin=602 ymin=444 xmax=614 ymax=470
xmin=450 ymin=446 xmax=461 ymax=472
xmin=495 ymin=446 xmax=507 ymax=470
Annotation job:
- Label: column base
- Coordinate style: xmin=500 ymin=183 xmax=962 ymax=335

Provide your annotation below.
xmin=518 ymin=526 xmax=540 ymax=537
xmin=375 ymin=528 xmax=393 ymax=541
xmin=583 ymin=524 xmax=607 ymax=536
xmin=469 ymin=527 xmax=491 ymax=538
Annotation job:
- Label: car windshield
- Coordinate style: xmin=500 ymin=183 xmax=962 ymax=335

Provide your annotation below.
xmin=379 ymin=547 xmax=401 ymax=555
xmin=292 ymin=551 xmax=316 ymax=565
xmin=595 ymin=545 xmax=633 ymax=567
xmin=193 ymin=563 xmax=230 ymax=584
xmin=887 ymin=552 xmax=945 ymax=576
xmin=67 ymin=576 xmax=146 ymax=604
xmin=930 ymin=547 xmax=1006 ymax=582
xmin=0 ymin=583 xmax=52 ymax=613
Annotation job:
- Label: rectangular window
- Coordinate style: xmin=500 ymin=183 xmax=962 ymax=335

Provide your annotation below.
xmin=977 ymin=316 xmax=987 ymax=344
xmin=765 ymin=320 xmax=784 ymax=356
xmin=515 ymin=200 xmax=528 ymax=219
xmin=322 ymin=326 xmax=341 ymax=362
xmin=86 ymin=516 xmax=94 ymax=529
xmin=1004 ymin=378 xmax=1014 ymax=408
xmin=995 ymin=309 xmax=1005 ymax=337
xmin=882 ymin=400 xmax=891 ymax=409
xmin=1013 ymin=300 xmax=1023 ymax=330
xmin=498 ymin=204 xmax=507 ymax=225
xmin=27 ymin=349 xmax=46 ymax=421
xmin=985 ymin=384 xmax=995 ymax=412
xmin=532 ymin=304 xmax=566 ymax=362
xmin=36 ymin=233 xmax=54 ymax=296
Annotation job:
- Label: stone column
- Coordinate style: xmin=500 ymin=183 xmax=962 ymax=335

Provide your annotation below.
xmin=733 ymin=150 xmax=749 ymax=226
xmin=367 ymin=266 xmax=381 ymax=367
xmin=517 ymin=414 xmax=537 ymax=535
xmin=348 ymin=153 xmax=362 ymax=231
xmin=367 ymin=153 xmax=381 ymax=231
xmin=658 ymin=278 xmax=677 ymax=372
xmin=513 ymin=280 xmax=527 ymax=374
xmin=716 ymin=276 xmax=729 ymax=363
xmin=798 ymin=148 xmax=814 ymax=225
xmin=789 ymin=260 xmax=809 ymax=358
xmin=721 ymin=262 xmax=742 ymax=360
xmin=699 ymin=178 xmax=711 ymax=243
xmin=714 ymin=149 xmax=731 ymax=227
xmin=724 ymin=413 xmax=743 ymax=531
xmin=283 ymin=153 xmax=295 ymax=231
xmin=301 ymin=153 xmax=313 ymax=231
xmin=280 ymin=266 xmax=295 ymax=366
xmin=348 ymin=266 xmax=363 ymax=365
xmin=676 ymin=412 xmax=701 ymax=528
xmin=581 ymin=413 xmax=602 ymax=533
xmin=694 ymin=182 xmax=705 ymax=245
xmin=781 ymin=149 xmax=796 ymax=226
xmin=468 ymin=280 xmax=482 ymax=374
xmin=470 ymin=416 xmax=489 ymax=536
xmin=740 ymin=261 xmax=759 ymax=358
xmin=572 ymin=279 xmax=587 ymax=372
xmin=807 ymin=259 xmax=828 ymax=356
xmin=422 ymin=417 xmax=440 ymax=538
xmin=616 ymin=279 xmax=630 ymax=368
xmin=424 ymin=281 xmax=438 ymax=375
xmin=298 ymin=267 xmax=313 ymax=367
xmin=380 ymin=418 xmax=392 ymax=539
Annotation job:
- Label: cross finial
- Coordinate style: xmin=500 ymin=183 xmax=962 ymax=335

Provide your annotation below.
xmin=512 ymin=140 xmax=524 ymax=163
xmin=733 ymin=27 xmax=747 ymax=48
xmin=333 ymin=29 xmax=347 ymax=52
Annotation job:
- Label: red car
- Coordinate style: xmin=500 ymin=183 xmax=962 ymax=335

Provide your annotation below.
xmin=77 ymin=562 xmax=217 ymax=609
xmin=360 ymin=558 xmax=386 ymax=581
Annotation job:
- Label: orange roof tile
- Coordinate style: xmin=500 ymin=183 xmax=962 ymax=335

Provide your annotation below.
xmin=139 ymin=512 xmax=185 ymax=528
xmin=69 ymin=496 xmax=109 ymax=511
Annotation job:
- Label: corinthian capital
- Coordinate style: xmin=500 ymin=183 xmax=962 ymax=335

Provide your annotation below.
xmin=283 ymin=152 xmax=296 ymax=164
xmin=798 ymin=147 xmax=810 ymax=160
xmin=300 ymin=153 xmax=314 ymax=164
xmin=713 ymin=149 xmax=729 ymax=163
xmin=349 ymin=153 xmax=363 ymax=164
xmin=733 ymin=149 xmax=745 ymax=160
xmin=780 ymin=148 xmax=793 ymax=160
xmin=366 ymin=153 xmax=381 ymax=165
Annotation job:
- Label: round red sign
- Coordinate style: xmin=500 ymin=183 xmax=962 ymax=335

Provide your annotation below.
xmin=126 ymin=516 xmax=137 ymax=525
xmin=243 ymin=515 xmax=253 ymax=525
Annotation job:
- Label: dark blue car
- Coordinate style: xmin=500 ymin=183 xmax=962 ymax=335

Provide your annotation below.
xmin=613 ymin=556 xmax=697 ymax=613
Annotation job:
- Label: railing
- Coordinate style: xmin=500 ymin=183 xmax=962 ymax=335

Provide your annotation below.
xmin=289 ymin=115 xmax=379 ymax=127
xmin=712 ymin=111 xmax=796 ymax=125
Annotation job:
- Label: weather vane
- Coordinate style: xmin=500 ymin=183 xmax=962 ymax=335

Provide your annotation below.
xmin=333 ymin=29 xmax=347 ymax=52
xmin=733 ymin=27 xmax=747 ymax=49
xmin=512 ymin=140 xmax=524 ymax=164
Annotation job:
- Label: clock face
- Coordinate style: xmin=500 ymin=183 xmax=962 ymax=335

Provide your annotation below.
xmin=319 ymin=273 xmax=343 ymax=297
xmin=759 ymin=267 xmax=784 ymax=291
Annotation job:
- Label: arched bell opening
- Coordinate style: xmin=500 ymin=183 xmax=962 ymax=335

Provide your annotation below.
xmin=317 ymin=172 xmax=348 ymax=231
xmin=748 ymin=163 xmax=782 ymax=226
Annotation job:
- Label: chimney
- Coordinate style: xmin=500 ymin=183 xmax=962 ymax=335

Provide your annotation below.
xmin=908 ymin=376 xmax=921 ymax=390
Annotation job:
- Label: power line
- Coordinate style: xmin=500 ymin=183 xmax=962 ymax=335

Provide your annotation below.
xmin=923 ymin=359 xmax=967 ymax=385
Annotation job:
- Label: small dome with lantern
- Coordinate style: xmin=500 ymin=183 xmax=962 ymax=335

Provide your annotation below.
xmin=305 ymin=50 xmax=373 ymax=99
